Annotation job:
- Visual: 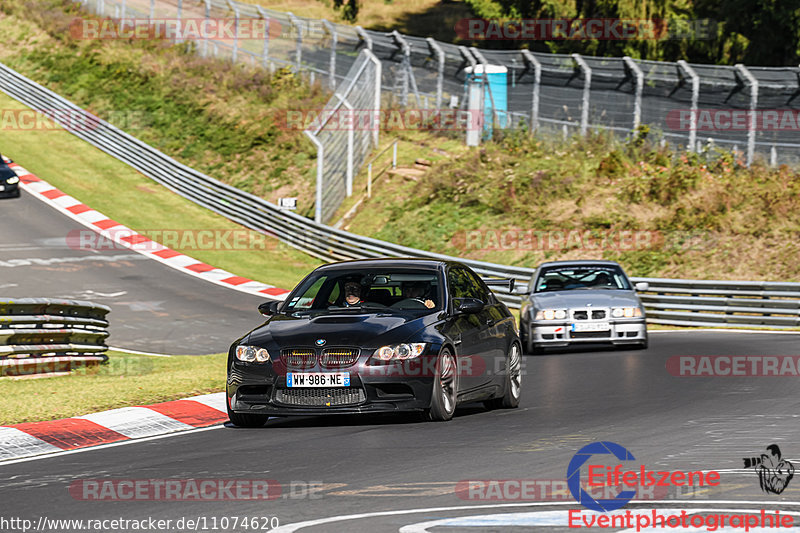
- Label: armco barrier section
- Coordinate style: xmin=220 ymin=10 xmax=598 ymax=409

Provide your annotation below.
xmin=0 ymin=298 xmax=110 ymax=376
xmin=1 ymin=62 xmax=798 ymax=329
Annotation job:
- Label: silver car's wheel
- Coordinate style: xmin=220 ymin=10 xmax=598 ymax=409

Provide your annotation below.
xmin=427 ymin=349 xmax=457 ymax=421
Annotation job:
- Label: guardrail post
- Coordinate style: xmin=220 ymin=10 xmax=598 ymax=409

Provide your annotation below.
xmin=735 ymin=64 xmax=758 ymax=167
xmin=520 ymin=50 xmax=541 ymax=135
xmin=677 ymin=60 xmax=699 ymax=153
xmin=426 ymin=37 xmax=444 ymax=110
xmin=287 ymin=12 xmax=303 ymax=72
xmin=571 ymin=53 xmax=591 ymax=136
xmin=323 ymin=21 xmax=337 ymax=90
xmin=623 ymin=56 xmax=643 ymax=131
xmin=355 ymin=26 xmax=372 ymax=50
xmin=255 ymin=7 xmax=271 ymax=70
xmin=224 ymin=0 xmax=240 ymax=63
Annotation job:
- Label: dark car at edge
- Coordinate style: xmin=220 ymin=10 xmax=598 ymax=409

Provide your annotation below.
xmin=226 ymin=258 xmax=522 ymax=426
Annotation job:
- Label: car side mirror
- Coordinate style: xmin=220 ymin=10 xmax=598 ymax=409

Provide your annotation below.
xmin=634 ymin=282 xmax=649 ymax=292
xmin=455 ymin=298 xmax=485 ymax=314
xmin=258 ymin=301 xmax=281 ymax=317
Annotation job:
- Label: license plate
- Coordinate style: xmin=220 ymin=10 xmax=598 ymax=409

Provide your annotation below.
xmin=286 ymin=372 xmax=350 ymax=387
xmin=571 ymin=322 xmax=610 ymax=332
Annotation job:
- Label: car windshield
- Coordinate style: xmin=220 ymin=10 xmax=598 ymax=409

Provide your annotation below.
xmin=534 ymin=265 xmax=631 ymax=292
xmin=283 ymin=268 xmax=442 ymax=315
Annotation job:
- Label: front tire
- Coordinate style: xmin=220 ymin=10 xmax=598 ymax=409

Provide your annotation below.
xmin=485 ymin=343 xmax=522 ymax=409
xmin=227 ymin=403 xmax=269 ymax=428
xmin=426 ymin=349 xmax=458 ymax=422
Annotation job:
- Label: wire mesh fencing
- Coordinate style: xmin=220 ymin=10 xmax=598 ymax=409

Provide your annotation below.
xmin=74 ymin=0 xmax=800 ymax=222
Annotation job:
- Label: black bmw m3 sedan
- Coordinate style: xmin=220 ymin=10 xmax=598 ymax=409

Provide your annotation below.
xmin=226 ymin=258 xmax=522 ymax=426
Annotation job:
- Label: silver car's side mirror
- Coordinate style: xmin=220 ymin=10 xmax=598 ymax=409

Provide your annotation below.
xmin=634 ymin=282 xmax=649 ymax=292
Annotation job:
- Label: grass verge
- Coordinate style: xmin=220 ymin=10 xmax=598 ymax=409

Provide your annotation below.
xmin=0 ymin=351 xmax=226 ymax=425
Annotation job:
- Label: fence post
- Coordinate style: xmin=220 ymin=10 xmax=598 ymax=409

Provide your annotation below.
xmin=335 ymin=93 xmax=354 ymax=196
xmin=225 ymin=0 xmax=239 ymax=63
xmin=322 ymin=21 xmax=337 ymax=90
xmin=677 ymin=60 xmax=699 ymax=153
xmin=177 ymin=0 xmax=182 ymax=19
xmin=149 ymin=0 xmax=154 ymax=21
xmin=391 ymin=31 xmax=421 ymax=107
xmin=623 ymin=56 xmax=643 ymax=131
xmin=571 ymin=53 xmax=591 ymax=135
xmin=121 ymin=0 xmax=126 ymax=19
xmin=254 ymin=7 xmax=270 ymax=69
xmin=305 ymin=132 xmax=324 ymax=224
xmin=356 ymin=26 xmax=372 ymax=50
xmin=735 ymin=64 xmax=758 ymax=167
xmin=460 ymin=46 xmax=479 ymax=146
xmin=366 ymin=49 xmax=382 ymax=148
xmin=520 ymin=50 xmax=541 ymax=135
xmin=99 ymin=0 xmax=104 ymax=16
xmin=287 ymin=12 xmax=303 ymax=71
xmin=426 ymin=37 xmax=444 ymax=110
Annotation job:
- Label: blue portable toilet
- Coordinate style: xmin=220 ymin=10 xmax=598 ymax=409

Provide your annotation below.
xmin=465 ymin=64 xmax=508 ymax=143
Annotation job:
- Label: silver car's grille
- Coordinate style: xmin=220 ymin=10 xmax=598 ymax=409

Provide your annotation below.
xmin=570 ymin=308 xmax=609 ymax=321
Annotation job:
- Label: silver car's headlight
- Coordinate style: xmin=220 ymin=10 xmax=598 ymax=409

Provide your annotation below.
xmin=6 ymin=176 xmax=19 ymax=184
xmin=235 ymin=345 xmax=271 ymax=362
xmin=611 ymin=307 xmax=643 ymax=318
xmin=535 ymin=309 xmax=567 ymax=320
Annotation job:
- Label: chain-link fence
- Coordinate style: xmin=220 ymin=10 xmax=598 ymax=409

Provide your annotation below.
xmin=74 ymin=0 xmax=800 ymax=220
xmin=304 ymin=49 xmax=380 ymax=224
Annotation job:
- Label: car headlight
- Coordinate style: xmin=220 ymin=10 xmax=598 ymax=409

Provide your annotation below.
xmin=373 ymin=343 xmax=426 ymax=361
xmin=6 ymin=176 xmax=18 ymax=184
xmin=611 ymin=307 xmax=642 ymax=318
xmin=235 ymin=345 xmax=271 ymax=363
xmin=535 ymin=309 xmax=567 ymax=320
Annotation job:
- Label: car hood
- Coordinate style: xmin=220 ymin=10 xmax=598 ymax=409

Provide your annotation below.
xmin=245 ymin=311 xmax=438 ymax=349
xmin=531 ymin=289 xmax=642 ymax=309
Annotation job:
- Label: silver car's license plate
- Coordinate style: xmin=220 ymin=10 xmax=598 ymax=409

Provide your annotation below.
xmin=571 ymin=322 xmax=610 ymax=332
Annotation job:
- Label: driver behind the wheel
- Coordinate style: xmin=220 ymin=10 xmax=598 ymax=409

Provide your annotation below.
xmin=343 ymin=281 xmax=364 ymax=307
xmin=402 ymin=281 xmax=435 ymax=309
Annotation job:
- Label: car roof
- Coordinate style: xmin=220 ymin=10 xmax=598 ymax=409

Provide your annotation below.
xmin=314 ymin=257 xmax=454 ymax=272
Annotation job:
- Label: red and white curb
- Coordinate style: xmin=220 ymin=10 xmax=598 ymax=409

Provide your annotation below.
xmin=0 ymin=392 xmax=228 ymax=462
xmin=4 ymin=156 xmax=290 ymax=300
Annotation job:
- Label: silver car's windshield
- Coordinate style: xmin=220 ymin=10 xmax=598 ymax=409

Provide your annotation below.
xmin=534 ymin=265 xmax=631 ymax=292
xmin=283 ymin=269 xmax=442 ymax=315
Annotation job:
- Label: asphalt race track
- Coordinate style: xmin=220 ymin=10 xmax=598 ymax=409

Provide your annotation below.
xmin=2 ymin=330 xmax=800 ymax=531
xmin=0 ymin=193 xmax=267 ymax=354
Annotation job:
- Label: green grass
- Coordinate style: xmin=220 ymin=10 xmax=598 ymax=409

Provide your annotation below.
xmin=0 ymin=351 xmax=227 ymax=424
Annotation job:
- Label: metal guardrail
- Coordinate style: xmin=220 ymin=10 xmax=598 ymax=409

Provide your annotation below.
xmin=1 ymin=63 xmax=798 ymax=329
xmin=0 ymin=298 xmax=110 ymax=376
